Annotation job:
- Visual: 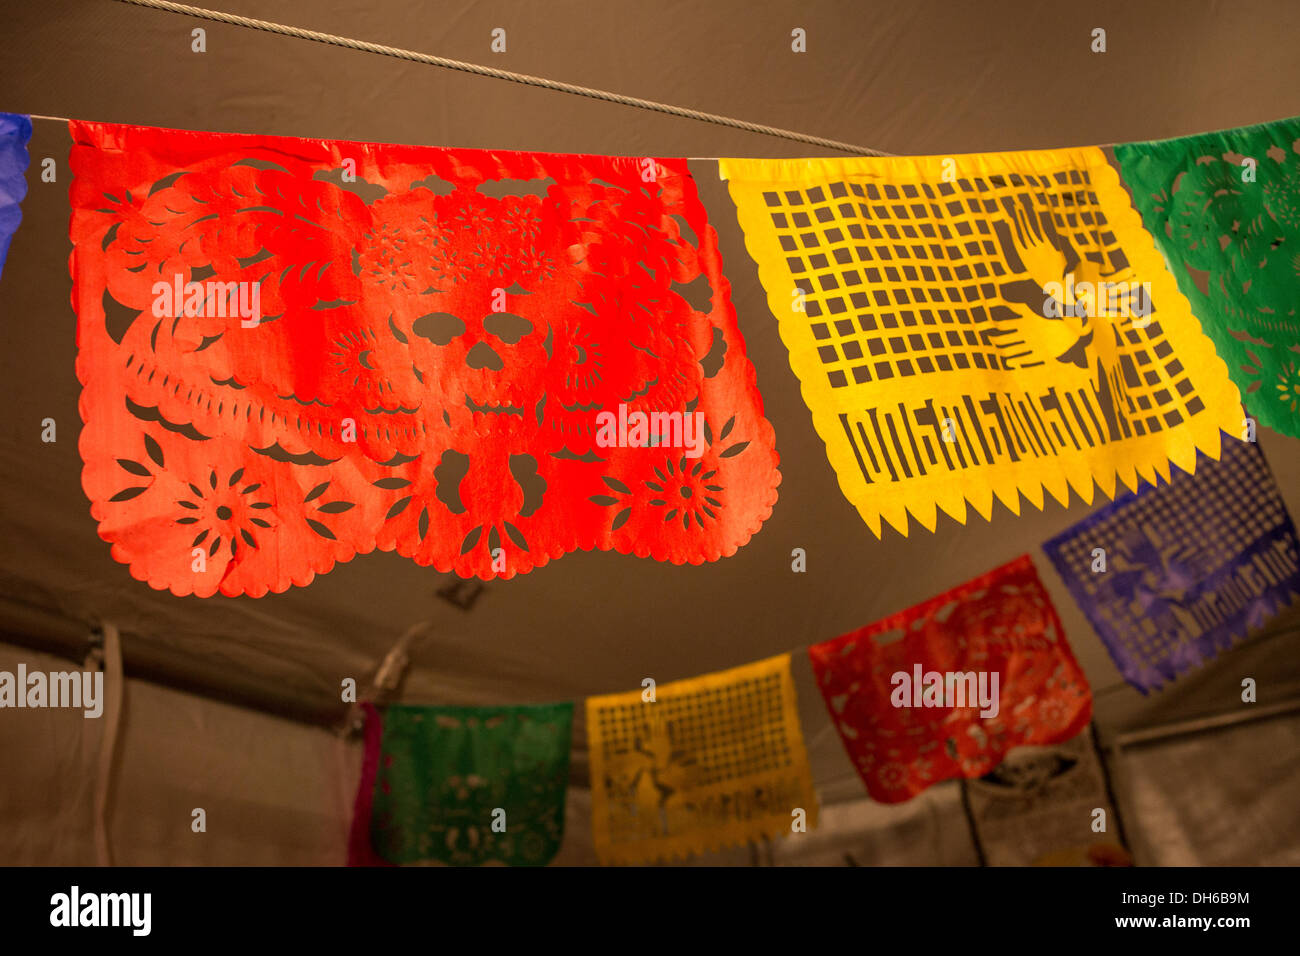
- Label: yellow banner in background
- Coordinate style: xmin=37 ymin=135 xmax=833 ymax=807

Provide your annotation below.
xmin=722 ymin=149 xmax=1242 ymax=537
xmin=586 ymin=653 xmax=818 ymax=865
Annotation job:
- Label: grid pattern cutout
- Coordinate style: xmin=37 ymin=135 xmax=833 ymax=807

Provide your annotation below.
xmin=760 ymin=170 xmax=1205 ymax=453
xmin=1044 ymin=438 xmax=1300 ymax=691
xmin=594 ymin=670 xmax=792 ymax=786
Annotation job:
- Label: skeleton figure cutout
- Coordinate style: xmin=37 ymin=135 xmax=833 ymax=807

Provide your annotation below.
xmin=69 ymin=122 xmax=779 ymax=595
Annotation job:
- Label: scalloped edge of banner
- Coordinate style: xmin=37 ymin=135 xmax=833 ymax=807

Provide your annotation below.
xmin=68 ymin=132 xmax=782 ymax=596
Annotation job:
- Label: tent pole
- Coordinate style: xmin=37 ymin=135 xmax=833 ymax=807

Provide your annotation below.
xmin=1113 ymin=696 xmax=1300 ymax=749
xmin=342 ymin=621 xmax=434 ymax=735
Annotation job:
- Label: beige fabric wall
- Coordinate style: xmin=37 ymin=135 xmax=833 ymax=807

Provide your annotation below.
xmin=6 ymin=638 xmax=1297 ymax=866
xmin=1116 ymin=715 xmax=1300 ymax=866
xmin=0 ymin=642 xmax=355 ymax=865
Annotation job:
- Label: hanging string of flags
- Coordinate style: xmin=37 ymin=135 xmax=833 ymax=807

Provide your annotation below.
xmin=0 ymin=109 xmax=1298 ymax=864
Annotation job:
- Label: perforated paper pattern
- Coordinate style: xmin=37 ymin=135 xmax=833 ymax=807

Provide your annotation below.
xmin=585 ymin=653 xmax=818 ymax=864
xmin=367 ymin=703 xmax=572 ymax=867
xmin=69 ymin=121 xmax=778 ymax=596
xmin=1116 ymin=117 xmax=1300 ymax=440
xmin=1044 ymin=436 xmax=1300 ymax=692
xmin=0 ymin=112 xmax=31 ymax=279
xmin=722 ymin=151 xmax=1241 ymax=536
xmin=808 ymin=555 xmax=1092 ymax=804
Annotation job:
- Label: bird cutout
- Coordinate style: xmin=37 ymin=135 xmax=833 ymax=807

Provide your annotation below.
xmin=990 ymin=198 xmax=1121 ymax=370
xmin=613 ymin=717 xmax=700 ymax=838
xmin=1109 ymin=527 xmax=1202 ymax=611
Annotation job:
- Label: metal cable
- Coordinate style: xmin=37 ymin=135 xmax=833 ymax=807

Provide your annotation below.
xmin=109 ymin=0 xmax=891 ymax=157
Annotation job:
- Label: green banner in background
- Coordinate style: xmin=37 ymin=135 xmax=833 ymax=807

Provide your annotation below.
xmin=369 ymin=702 xmax=573 ymax=866
xmin=1116 ymin=116 xmax=1300 ymax=439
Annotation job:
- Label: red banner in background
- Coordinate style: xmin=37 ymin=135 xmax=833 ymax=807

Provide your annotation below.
xmin=809 ymin=555 xmax=1092 ymax=803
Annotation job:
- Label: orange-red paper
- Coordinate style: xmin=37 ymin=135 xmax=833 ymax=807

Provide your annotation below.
xmin=808 ymin=555 xmax=1092 ymax=803
xmin=69 ymin=121 xmax=778 ymax=596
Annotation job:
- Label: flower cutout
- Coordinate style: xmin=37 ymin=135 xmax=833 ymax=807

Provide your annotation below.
xmin=875 ymin=762 xmax=908 ymax=791
xmin=357 ymin=221 xmax=419 ymax=293
xmin=173 ymin=465 xmax=274 ymax=559
xmin=645 ymin=455 xmax=723 ymax=531
xmin=588 ymin=414 xmax=750 ymax=532
xmin=328 ymin=327 xmax=394 ymax=403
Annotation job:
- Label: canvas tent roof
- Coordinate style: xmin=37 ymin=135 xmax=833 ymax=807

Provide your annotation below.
xmin=0 ymin=0 xmax=1298 ymax=865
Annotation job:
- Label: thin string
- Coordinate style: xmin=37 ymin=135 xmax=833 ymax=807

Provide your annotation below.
xmin=107 ymin=0 xmax=891 ymax=158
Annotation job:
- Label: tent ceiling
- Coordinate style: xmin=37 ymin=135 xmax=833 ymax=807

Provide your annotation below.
xmin=1 ymin=0 xmax=1299 ymax=756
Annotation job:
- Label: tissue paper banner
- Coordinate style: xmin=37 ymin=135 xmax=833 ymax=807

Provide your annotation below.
xmin=722 ymin=150 xmax=1241 ymax=536
xmin=1116 ymin=116 xmax=1300 ymax=440
xmin=365 ymin=703 xmax=572 ymax=867
xmin=586 ymin=653 xmax=818 ymax=864
xmin=1043 ymin=435 xmax=1300 ymax=693
xmin=0 ymin=112 xmax=32 ymax=279
xmin=966 ymin=731 xmax=1128 ymax=866
xmin=808 ymin=555 xmax=1092 ymax=803
xmin=69 ymin=120 xmax=778 ymax=596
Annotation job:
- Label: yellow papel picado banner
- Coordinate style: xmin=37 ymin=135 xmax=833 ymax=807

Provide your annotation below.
xmin=721 ymin=149 xmax=1243 ymax=537
xmin=585 ymin=653 xmax=818 ymax=865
